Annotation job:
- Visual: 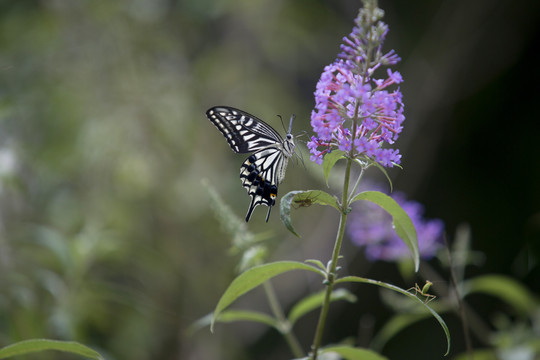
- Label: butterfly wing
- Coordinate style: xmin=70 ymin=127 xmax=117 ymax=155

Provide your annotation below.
xmin=206 ymin=106 xmax=284 ymax=153
xmin=205 ymin=106 xmax=294 ymax=222
xmin=240 ymin=149 xmax=289 ymax=222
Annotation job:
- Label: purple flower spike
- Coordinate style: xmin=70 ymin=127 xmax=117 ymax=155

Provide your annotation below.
xmin=309 ymin=1 xmax=404 ymax=168
xmin=348 ymin=190 xmax=444 ymax=262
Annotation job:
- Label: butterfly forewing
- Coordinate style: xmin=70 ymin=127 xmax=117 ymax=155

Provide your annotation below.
xmin=205 ymin=106 xmax=295 ymax=222
xmin=206 ymin=107 xmax=284 ymax=153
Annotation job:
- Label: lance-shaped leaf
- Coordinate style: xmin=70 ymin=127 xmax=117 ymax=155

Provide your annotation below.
xmin=357 ymin=158 xmax=394 ymax=192
xmin=321 ymin=345 xmax=388 ymax=360
xmin=0 ymin=339 xmax=104 ymax=360
xmin=288 ymin=288 xmax=357 ymax=326
xmin=280 ymin=190 xmax=339 ymax=237
xmin=211 ymin=261 xmax=324 ymax=331
xmin=336 ymin=276 xmax=451 ymax=356
xmin=187 ymin=310 xmax=279 ymax=335
xmin=371 ymin=313 xmax=433 ymax=352
xmin=463 ymin=275 xmax=537 ymax=315
xmin=323 ymin=150 xmax=346 ymax=185
xmin=351 ymin=191 xmax=419 ymax=272
xmin=217 ymin=310 xmax=279 ymax=328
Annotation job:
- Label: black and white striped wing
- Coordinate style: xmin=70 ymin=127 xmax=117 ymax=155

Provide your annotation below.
xmin=206 ymin=106 xmax=284 ymax=153
xmin=205 ymin=106 xmax=294 ymax=222
xmin=240 ymin=148 xmax=289 ymax=222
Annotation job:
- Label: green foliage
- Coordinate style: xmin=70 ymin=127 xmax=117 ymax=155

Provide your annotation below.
xmin=323 ymin=150 xmax=347 ymax=185
xmin=463 ymin=275 xmax=538 ymax=315
xmin=211 ymin=261 xmax=324 ymax=330
xmin=280 ymin=190 xmax=339 ymax=237
xmin=0 ymin=339 xmax=104 ymax=360
xmin=189 ymin=310 xmax=279 ymax=334
xmin=194 ymin=288 xmax=356 ymax=335
xmin=371 ymin=313 xmax=434 ymax=352
xmin=288 ymin=289 xmax=357 ymax=326
xmin=336 ymin=276 xmax=451 ymax=356
xmin=320 ymin=345 xmax=389 ymax=360
xmin=374 ymin=224 xmax=540 ymax=359
xmin=361 ymin=159 xmax=395 ymax=192
xmin=452 ymin=349 xmax=497 ymax=360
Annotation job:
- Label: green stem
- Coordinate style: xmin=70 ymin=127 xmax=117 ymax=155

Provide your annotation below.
xmin=419 ymin=260 xmax=491 ymax=346
xmin=310 ymin=158 xmax=353 ymax=360
xmin=262 ymin=281 xmax=304 ymax=358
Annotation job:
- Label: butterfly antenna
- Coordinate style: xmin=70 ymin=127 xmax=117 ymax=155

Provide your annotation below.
xmin=277 ymin=115 xmax=286 ymax=133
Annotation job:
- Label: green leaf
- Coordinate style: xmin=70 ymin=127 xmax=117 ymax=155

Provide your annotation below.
xmin=212 ymin=261 xmax=324 ymax=331
xmin=280 ymin=191 xmax=301 ymax=237
xmin=294 ymin=190 xmax=340 ymax=209
xmin=463 ymin=275 xmax=537 ymax=315
xmin=371 ymin=313 xmax=432 ymax=352
xmin=370 ymin=160 xmax=394 ymax=192
xmin=280 ymin=190 xmax=339 ymax=237
xmin=321 ymin=345 xmax=388 ymax=360
xmin=305 ymin=259 xmax=327 ymax=272
xmin=356 ymin=158 xmax=395 ymax=192
xmin=336 ymin=276 xmax=451 ymax=356
xmin=288 ymin=288 xmax=357 ymax=326
xmin=186 ymin=313 xmax=214 ymax=335
xmin=217 ymin=310 xmax=279 ymax=328
xmin=350 ymin=191 xmax=419 ymax=272
xmin=187 ymin=310 xmax=278 ymax=335
xmin=0 ymin=339 xmax=104 ymax=360
xmin=452 ymin=349 xmax=497 ymax=360
xmin=323 ymin=150 xmax=346 ymax=185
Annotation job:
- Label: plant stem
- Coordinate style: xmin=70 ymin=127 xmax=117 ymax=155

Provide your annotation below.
xmin=419 ymin=255 xmax=491 ymax=346
xmin=262 ymin=281 xmax=304 ymax=358
xmin=310 ymin=158 xmax=353 ymax=360
xmin=443 ymin=237 xmax=474 ymax=359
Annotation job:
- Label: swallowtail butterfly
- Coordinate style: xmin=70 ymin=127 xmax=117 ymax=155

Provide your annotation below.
xmin=206 ymin=106 xmax=296 ymax=222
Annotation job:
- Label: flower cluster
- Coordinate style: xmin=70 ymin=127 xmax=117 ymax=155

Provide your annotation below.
xmin=348 ymin=190 xmax=444 ymax=262
xmin=308 ymin=2 xmax=404 ymax=167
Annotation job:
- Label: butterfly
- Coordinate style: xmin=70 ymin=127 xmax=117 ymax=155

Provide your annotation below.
xmin=206 ymin=106 xmax=296 ymax=222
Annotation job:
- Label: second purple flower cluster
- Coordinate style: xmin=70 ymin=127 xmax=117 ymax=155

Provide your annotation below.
xmin=348 ymin=191 xmax=444 ymax=262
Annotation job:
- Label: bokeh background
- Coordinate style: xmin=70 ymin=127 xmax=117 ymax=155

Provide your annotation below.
xmin=1 ymin=0 xmax=539 ymax=359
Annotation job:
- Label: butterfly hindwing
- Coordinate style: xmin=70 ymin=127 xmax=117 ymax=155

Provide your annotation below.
xmin=240 ymin=148 xmax=289 ymax=222
xmin=205 ymin=106 xmax=295 ymax=222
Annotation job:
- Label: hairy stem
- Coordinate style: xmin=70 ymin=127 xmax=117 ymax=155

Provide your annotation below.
xmin=262 ymin=281 xmax=304 ymax=358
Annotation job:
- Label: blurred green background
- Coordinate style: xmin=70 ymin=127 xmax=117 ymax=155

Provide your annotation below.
xmin=1 ymin=0 xmax=538 ymax=359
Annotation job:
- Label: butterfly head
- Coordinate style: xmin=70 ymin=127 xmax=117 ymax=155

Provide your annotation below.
xmin=280 ymin=114 xmax=296 ymax=158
